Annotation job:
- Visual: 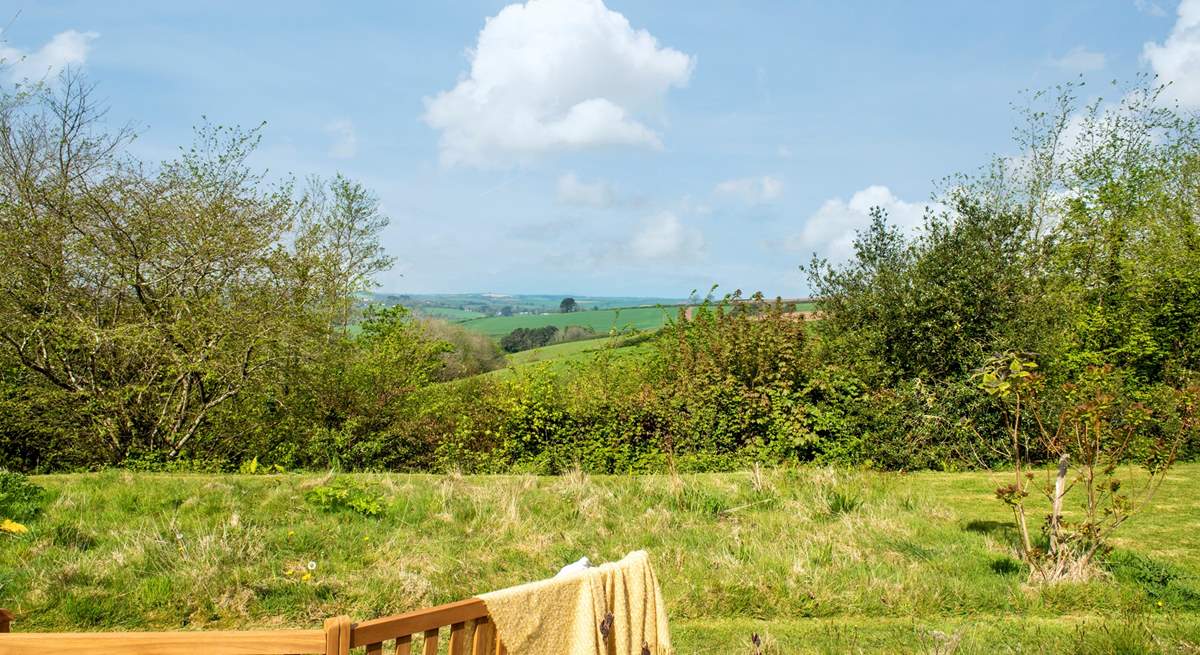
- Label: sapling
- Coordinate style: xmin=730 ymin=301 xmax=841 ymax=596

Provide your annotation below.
xmin=975 ymin=352 xmax=1190 ymax=582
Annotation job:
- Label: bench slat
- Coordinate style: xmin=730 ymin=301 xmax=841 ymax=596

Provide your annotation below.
xmin=0 ymin=630 xmax=325 ymax=655
xmin=421 ymin=629 xmax=438 ymax=655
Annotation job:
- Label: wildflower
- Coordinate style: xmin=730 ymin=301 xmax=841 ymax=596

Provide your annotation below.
xmin=1 ymin=519 xmax=29 ymax=535
xmin=301 ymin=572 xmax=312 ymax=581
xmin=288 ymin=530 xmax=295 ymax=538
xmin=307 ymin=560 xmax=317 ymax=571
xmin=363 ymin=535 xmax=370 ymax=542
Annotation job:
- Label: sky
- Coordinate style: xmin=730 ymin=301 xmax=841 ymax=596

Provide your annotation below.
xmin=2 ymin=0 xmax=1198 ymax=297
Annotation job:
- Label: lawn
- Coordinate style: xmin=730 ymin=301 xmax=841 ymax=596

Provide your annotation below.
xmin=457 ymin=305 xmax=683 ymax=338
xmin=2 ymin=465 xmax=1199 ymax=653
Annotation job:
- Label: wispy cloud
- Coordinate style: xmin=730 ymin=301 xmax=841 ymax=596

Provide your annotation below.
xmin=324 ymin=119 xmax=357 ymax=159
xmin=0 ymin=30 xmax=98 ymax=83
xmin=556 ymin=172 xmax=615 ymax=208
xmin=713 ymin=175 xmax=784 ymax=204
xmin=1049 ymin=45 xmax=1107 ymax=72
xmin=628 ymin=211 xmax=705 ymax=262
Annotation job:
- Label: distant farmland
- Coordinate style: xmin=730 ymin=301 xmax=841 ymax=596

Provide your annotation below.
xmin=457 ymin=305 xmax=683 ymax=338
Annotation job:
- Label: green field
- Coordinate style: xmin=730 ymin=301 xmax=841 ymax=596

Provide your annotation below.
xmin=493 ymin=335 xmax=654 ymax=376
xmin=458 ymin=305 xmax=683 ymax=338
xmin=3 ymin=466 xmax=1199 ymax=652
xmin=410 ymin=306 xmax=487 ymax=321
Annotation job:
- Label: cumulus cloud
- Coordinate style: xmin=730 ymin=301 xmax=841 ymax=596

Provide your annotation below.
xmin=1049 ymin=46 xmax=1107 ymax=72
xmin=556 ymin=172 xmax=615 ymax=207
xmin=0 ymin=30 xmax=98 ymax=82
xmin=324 ymin=119 xmax=358 ymax=159
xmin=629 ymin=211 xmax=704 ymax=262
xmin=1143 ymin=0 xmax=1200 ymax=108
xmin=785 ymin=185 xmax=936 ymax=262
xmin=423 ymin=0 xmax=694 ymax=167
xmin=713 ymin=175 xmax=784 ymax=204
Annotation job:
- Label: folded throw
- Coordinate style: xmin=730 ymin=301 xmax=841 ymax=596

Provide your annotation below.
xmin=478 ymin=550 xmax=672 ymax=655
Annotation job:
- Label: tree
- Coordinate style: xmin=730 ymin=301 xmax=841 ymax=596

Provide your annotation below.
xmin=295 ymin=174 xmax=395 ymax=333
xmin=500 ymin=326 xmax=559 ymax=353
xmin=0 ymin=72 xmax=400 ymax=464
xmin=559 ymin=297 xmax=577 ymax=313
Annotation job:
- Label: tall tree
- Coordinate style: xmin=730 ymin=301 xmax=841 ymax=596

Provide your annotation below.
xmin=296 ymin=175 xmax=396 ymax=332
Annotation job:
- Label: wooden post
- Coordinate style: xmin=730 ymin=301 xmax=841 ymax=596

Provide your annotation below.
xmin=324 ymin=615 xmax=351 ymax=655
xmin=0 ymin=608 xmax=13 ymax=633
xmin=1049 ymin=453 xmax=1070 ymax=556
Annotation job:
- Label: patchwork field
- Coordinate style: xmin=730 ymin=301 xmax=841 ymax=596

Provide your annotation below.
xmin=3 ymin=465 xmax=1199 ymax=653
xmin=457 ymin=305 xmax=683 ymax=338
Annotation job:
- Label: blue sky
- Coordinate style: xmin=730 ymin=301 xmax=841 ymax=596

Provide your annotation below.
xmin=3 ymin=0 xmax=1197 ymax=297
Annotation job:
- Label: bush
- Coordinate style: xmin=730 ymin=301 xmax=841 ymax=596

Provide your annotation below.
xmin=0 ymin=471 xmax=47 ymax=521
xmin=417 ymin=318 xmax=506 ymax=381
xmin=304 ymin=478 xmax=385 ymax=517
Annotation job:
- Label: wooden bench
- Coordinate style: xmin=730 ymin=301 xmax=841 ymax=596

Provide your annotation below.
xmin=0 ymin=599 xmax=507 ymax=655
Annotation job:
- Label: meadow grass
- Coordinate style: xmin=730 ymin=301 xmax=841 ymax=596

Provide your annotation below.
xmin=2 ymin=465 xmax=1199 ymax=653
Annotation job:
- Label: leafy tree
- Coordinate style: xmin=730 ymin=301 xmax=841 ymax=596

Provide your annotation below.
xmin=295 ymin=174 xmax=395 ymax=333
xmin=559 ymin=297 xmax=577 ymax=313
xmin=500 ymin=326 xmax=559 ymax=353
xmin=417 ymin=318 xmax=506 ymax=380
xmin=0 ymin=73 xmax=403 ymax=464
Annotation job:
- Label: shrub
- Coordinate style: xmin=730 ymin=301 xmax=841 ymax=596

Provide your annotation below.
xmin=417 ymin=318 xmax=506 ymax=381
xmin=304 ymin=478 xmax=385 ymax=517
xmin=0 ymin=471 xmax=47 ymax=521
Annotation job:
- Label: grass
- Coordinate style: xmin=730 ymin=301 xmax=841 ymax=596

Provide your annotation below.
xmin=3 ymin=465 xmax=1199 ymax=652
xmin=457 ymin=305 xmax=682 ymax=338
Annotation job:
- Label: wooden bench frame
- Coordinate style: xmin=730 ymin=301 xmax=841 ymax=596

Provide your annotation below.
xmin=0 ymin=600 xmax=507 ymax=655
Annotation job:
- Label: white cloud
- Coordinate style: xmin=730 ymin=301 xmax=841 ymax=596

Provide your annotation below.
xmin=1049 ymin=46 xmax=1107 ymax=72
xmin=714 ymin=175 xmax=784 ymax=204
xmin=556 ymin=172 xmax=614 ymax=207
xmin=324 ymin=119 xmax=357 ymax=159
xmin=0 ymin=30 xmax=98 ymax=82
xmin=629 ymin=211 xmax=704 ymax=261
xmin=776 ymin=145 xmax=794 ymax=159
xmin=785 ymin=185 xmax=936 ymax=261
xmin=1143 ymin=0 xmax=1200 ymax=108
xmin=423 ymin=0 xmax=694 ymax=167
xmin=1136 ymin=0 xmax=1168 ymax=17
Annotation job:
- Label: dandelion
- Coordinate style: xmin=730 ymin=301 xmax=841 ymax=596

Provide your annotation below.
xmin=363 ymin=535 xmax=370 ymax=542
xmin=301 ymin=572 xmax=312 ymax=581
xmin=1 ymin=518 xmax=29 ymax=535
xmin=288 ymin=530 xmax=295 ymax=538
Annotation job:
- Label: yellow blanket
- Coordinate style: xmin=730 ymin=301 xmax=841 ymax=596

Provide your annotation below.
xmin=478 ymin=551 xmax=672 ymax=655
